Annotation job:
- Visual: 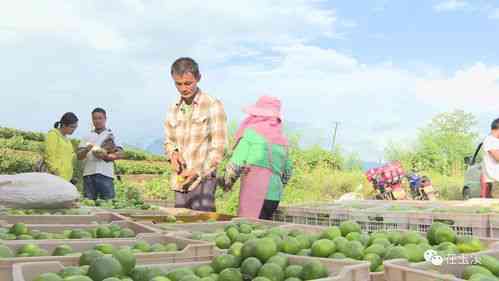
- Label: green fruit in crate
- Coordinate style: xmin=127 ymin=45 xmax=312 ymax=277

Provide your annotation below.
xmin=224 ymin=223 xmax=239 ymax=232
xmin=151 ymin=277 xmax=172 ymax=281
xmin=258 ymin=263 xmax=284 ymax=281
xmin=200 ymin=277 xmax=214 ymax=281
xmin=228 ymin=242 xmax=244 ymax=257
xmin=35 ymin=248 xmax=49 ymax=256
xmin=339 ymin=221 xmax=361 ymax=237
xmin=180 ymin=276 xmax=200 ymax=281
xmin=17 ymin=234 xmax=34 ymax=240
xmin=297 ymin=249 xmax=311 ymax=256
xmin=215 ymin=234 xmax=232 ymax=249
xmin=364 ymin=253 xmax=382 ymax=272
xmin=195 ymin=265 xmax=215 ymax=277
xmin=52 ymin=245 xmax=73 ymax=256
xmin=364 ymin=244 xmax=387 ymax=258
xmin=288 ymin=229 xmax=303 ymax=237
xmin=95 ymin=244 xmax=115 ymax=255
xmin=241 ymin=239 xmax=258 ymax=259
xmin=284 ymin=265 xmax=303 ymax=279
xmin=218 ymin=268 xmax=243 ymax=281
xmin=0 ymin=245 xmax=14 ymax=257
xmin=239 ymin=224 xmax=253 ymax=234
xmin=403 ymin=244 xmax=425 ymax=262
xmin=109 ymin=224 xmax=121 ymax=233
xmin=387 ymin=232 xmax=403 ymax=245
xmin=463 ymin=265 xmax=495 ymax=280
xmin=235 ymin=233 xmax=253 ymax=244
xmin=469 ymin=274 xmax=499 ymax=281
xmin=10 ymin=223 xmax=28 ymax=236
xmin=253 ymin=278 xmax=271 ymax=281
xmin=79 ymin=265 xmax=90 ymax=275
xmin=427 ymin=223 xmax=449 ymax=245
xmin=79 ymin=250 xmax=105 ymax=266
xmin=141 ymin=268 xmax=168 ymax=281
xmin=59 ymin=266 xmax=86 ymax=278
xmin=401 ymin=231 xmax=424 ymax=245
xmin=119 ymin=228 xmax=135 ymax=238
xmin=211 ymin=254 xmax=238 ymax=273
xmin=255 ymin=238 xmax=278 ymax=263
xmin=385 ymin=246 xmax=409 ymax=260
xmin=267 ymin=254 xmax=289 ymax=269
xmin=359 ymin=233 xmax=370 ymax=247
xmin=34 ymin=273 xmax=63 ymax=281
xmin=0 ymin=233 xmax=17 ymax=240
xmin=96 ymin=226 xmax=112 ymax=238
xmin=88 ymin=256 xmax=123 ymax=281
xmin=165 ymin=243 xmax=178 ymax=252
xmin=70 ymin=230 xmax=92 ymax=239
xmin=18 ymin=243 xmax=40 ymax=255
xmin=266 ymin=234 xmax=283 ymax=251
xmin=64 ymin=276 xmax=93 ymax=281
xmin=241 ymin=257 xmax=263 ymax=278
xmin=478 ymin=255 xmax=499 ymax=276
xmin=300 ymin=261 xmax=328 ymax=281
xmin=311 ymin=239 xmax=336 ymax=258
xmin=150 ymin=243 xmax=167 ymax=252
xmin=369 ymin=232 xmax=388 ymax=245
xmin=333 ymin=237 xmax=349 ymax=253
xmin=345 ymin=241 xmax=364 ymax=260
xmin=329 ymin=252 xmax=347 ymax=259
xmin=281 ymin=237 xmax=301 ymax=255
xmin=346 ymin=232 xmax=361 ymax=242
xmin=284 ymin=278 xmax=301 ymax=281
xmin=134 ymin=241 xmax=151 ymax=252
xmin=101 ymin=278 xmax=122 ymax=281
xmin=320 ymin=227 xmax=341 ymax=240
xmin=167 ymin=268 xmax=196 ymax=281
xmin=436 ymin=242 xmax=459 ymax=254
xmin=112 ymin=248 xmax=136 ymax=275
xmin=371 ymin=238 xmax=391 ymax=248
xmin=457 ymin=236 xmax=484 ymax=253
xmin=374 ymin=264 xmax=384 ymax=273
xmin=295 ymin=235 xmax=311 ymax=250
xmin=209 ymin=273 xmax=219 ymax=281
xmin=40 ymin=232 xmax=54 ymax=240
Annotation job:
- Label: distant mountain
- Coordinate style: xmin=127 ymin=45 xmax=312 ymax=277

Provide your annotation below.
xmin=146 ymin=138 xmax=164 ymax=155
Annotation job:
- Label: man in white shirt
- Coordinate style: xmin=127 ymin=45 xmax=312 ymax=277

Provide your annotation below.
xmin=77 ymin=108 xmax=124 ymax=200
xmin=482 ymin=118 xmax=499 ymax=198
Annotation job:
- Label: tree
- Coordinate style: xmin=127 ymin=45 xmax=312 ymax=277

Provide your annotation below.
xmin=385 ymin=110 xmax=479 ymax=175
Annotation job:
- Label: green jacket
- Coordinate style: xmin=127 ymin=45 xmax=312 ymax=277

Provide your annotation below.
xmin=226 ymin=129 xmax=292 ymax=201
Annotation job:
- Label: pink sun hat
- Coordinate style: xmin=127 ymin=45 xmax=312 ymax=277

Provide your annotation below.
xmin=243 ymin=96 xmax=282 ymax=119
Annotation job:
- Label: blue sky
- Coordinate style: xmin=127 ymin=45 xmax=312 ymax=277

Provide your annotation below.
xmin=1 ymin=0 xmax=498 ymax=161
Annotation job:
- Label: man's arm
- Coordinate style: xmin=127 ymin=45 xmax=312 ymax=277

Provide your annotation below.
xmin=164 ymin=114 xmax=178 ymax=161
xmin=489 ymin=149 xmax=499 ymax=162
xmin=103 ymin=135 xmax=124 ymax=161
xmin=206 ymin=100 xmax=229 ymax=171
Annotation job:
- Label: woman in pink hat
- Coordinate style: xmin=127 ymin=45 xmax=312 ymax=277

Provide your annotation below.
xmin=219 ymin=96 xmax=293 ymax=219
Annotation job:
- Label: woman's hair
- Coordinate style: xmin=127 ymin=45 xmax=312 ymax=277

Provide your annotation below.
xmin=54 ymin=112 xmax=79 ymax=128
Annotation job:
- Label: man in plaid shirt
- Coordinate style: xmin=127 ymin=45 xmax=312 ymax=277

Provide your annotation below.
xmin=164 ymin=57 xmax=228 ymax=211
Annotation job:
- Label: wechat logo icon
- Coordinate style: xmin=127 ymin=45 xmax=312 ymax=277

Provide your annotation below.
xmin=424 ymin=250 xmax=444 ymax=266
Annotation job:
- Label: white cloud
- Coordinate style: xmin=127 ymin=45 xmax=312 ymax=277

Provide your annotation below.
xmin=0 ymin=0 xmax=497 ymax=162
xmin=415 ymin=63 xmax=499 ymax=112
xmin=433 ymin=0 xmax=471 ymax=12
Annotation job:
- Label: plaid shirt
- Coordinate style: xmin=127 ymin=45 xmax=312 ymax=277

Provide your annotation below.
xmin=164 ymin=90 xmax=228 ymax=191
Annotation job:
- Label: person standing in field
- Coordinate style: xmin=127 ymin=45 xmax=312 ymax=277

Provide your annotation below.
xmin=43 ymin=112 xmax=79 ymax=182
xmin=77 ymin=108 xmax=124 ymax=200
xmin=482 ymin=118 xmax=499 ymax=198
xmin=164 ymin=57 xmax=228 ymax=212
xmin=219 ymin=96 xmax=293 ymax=219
